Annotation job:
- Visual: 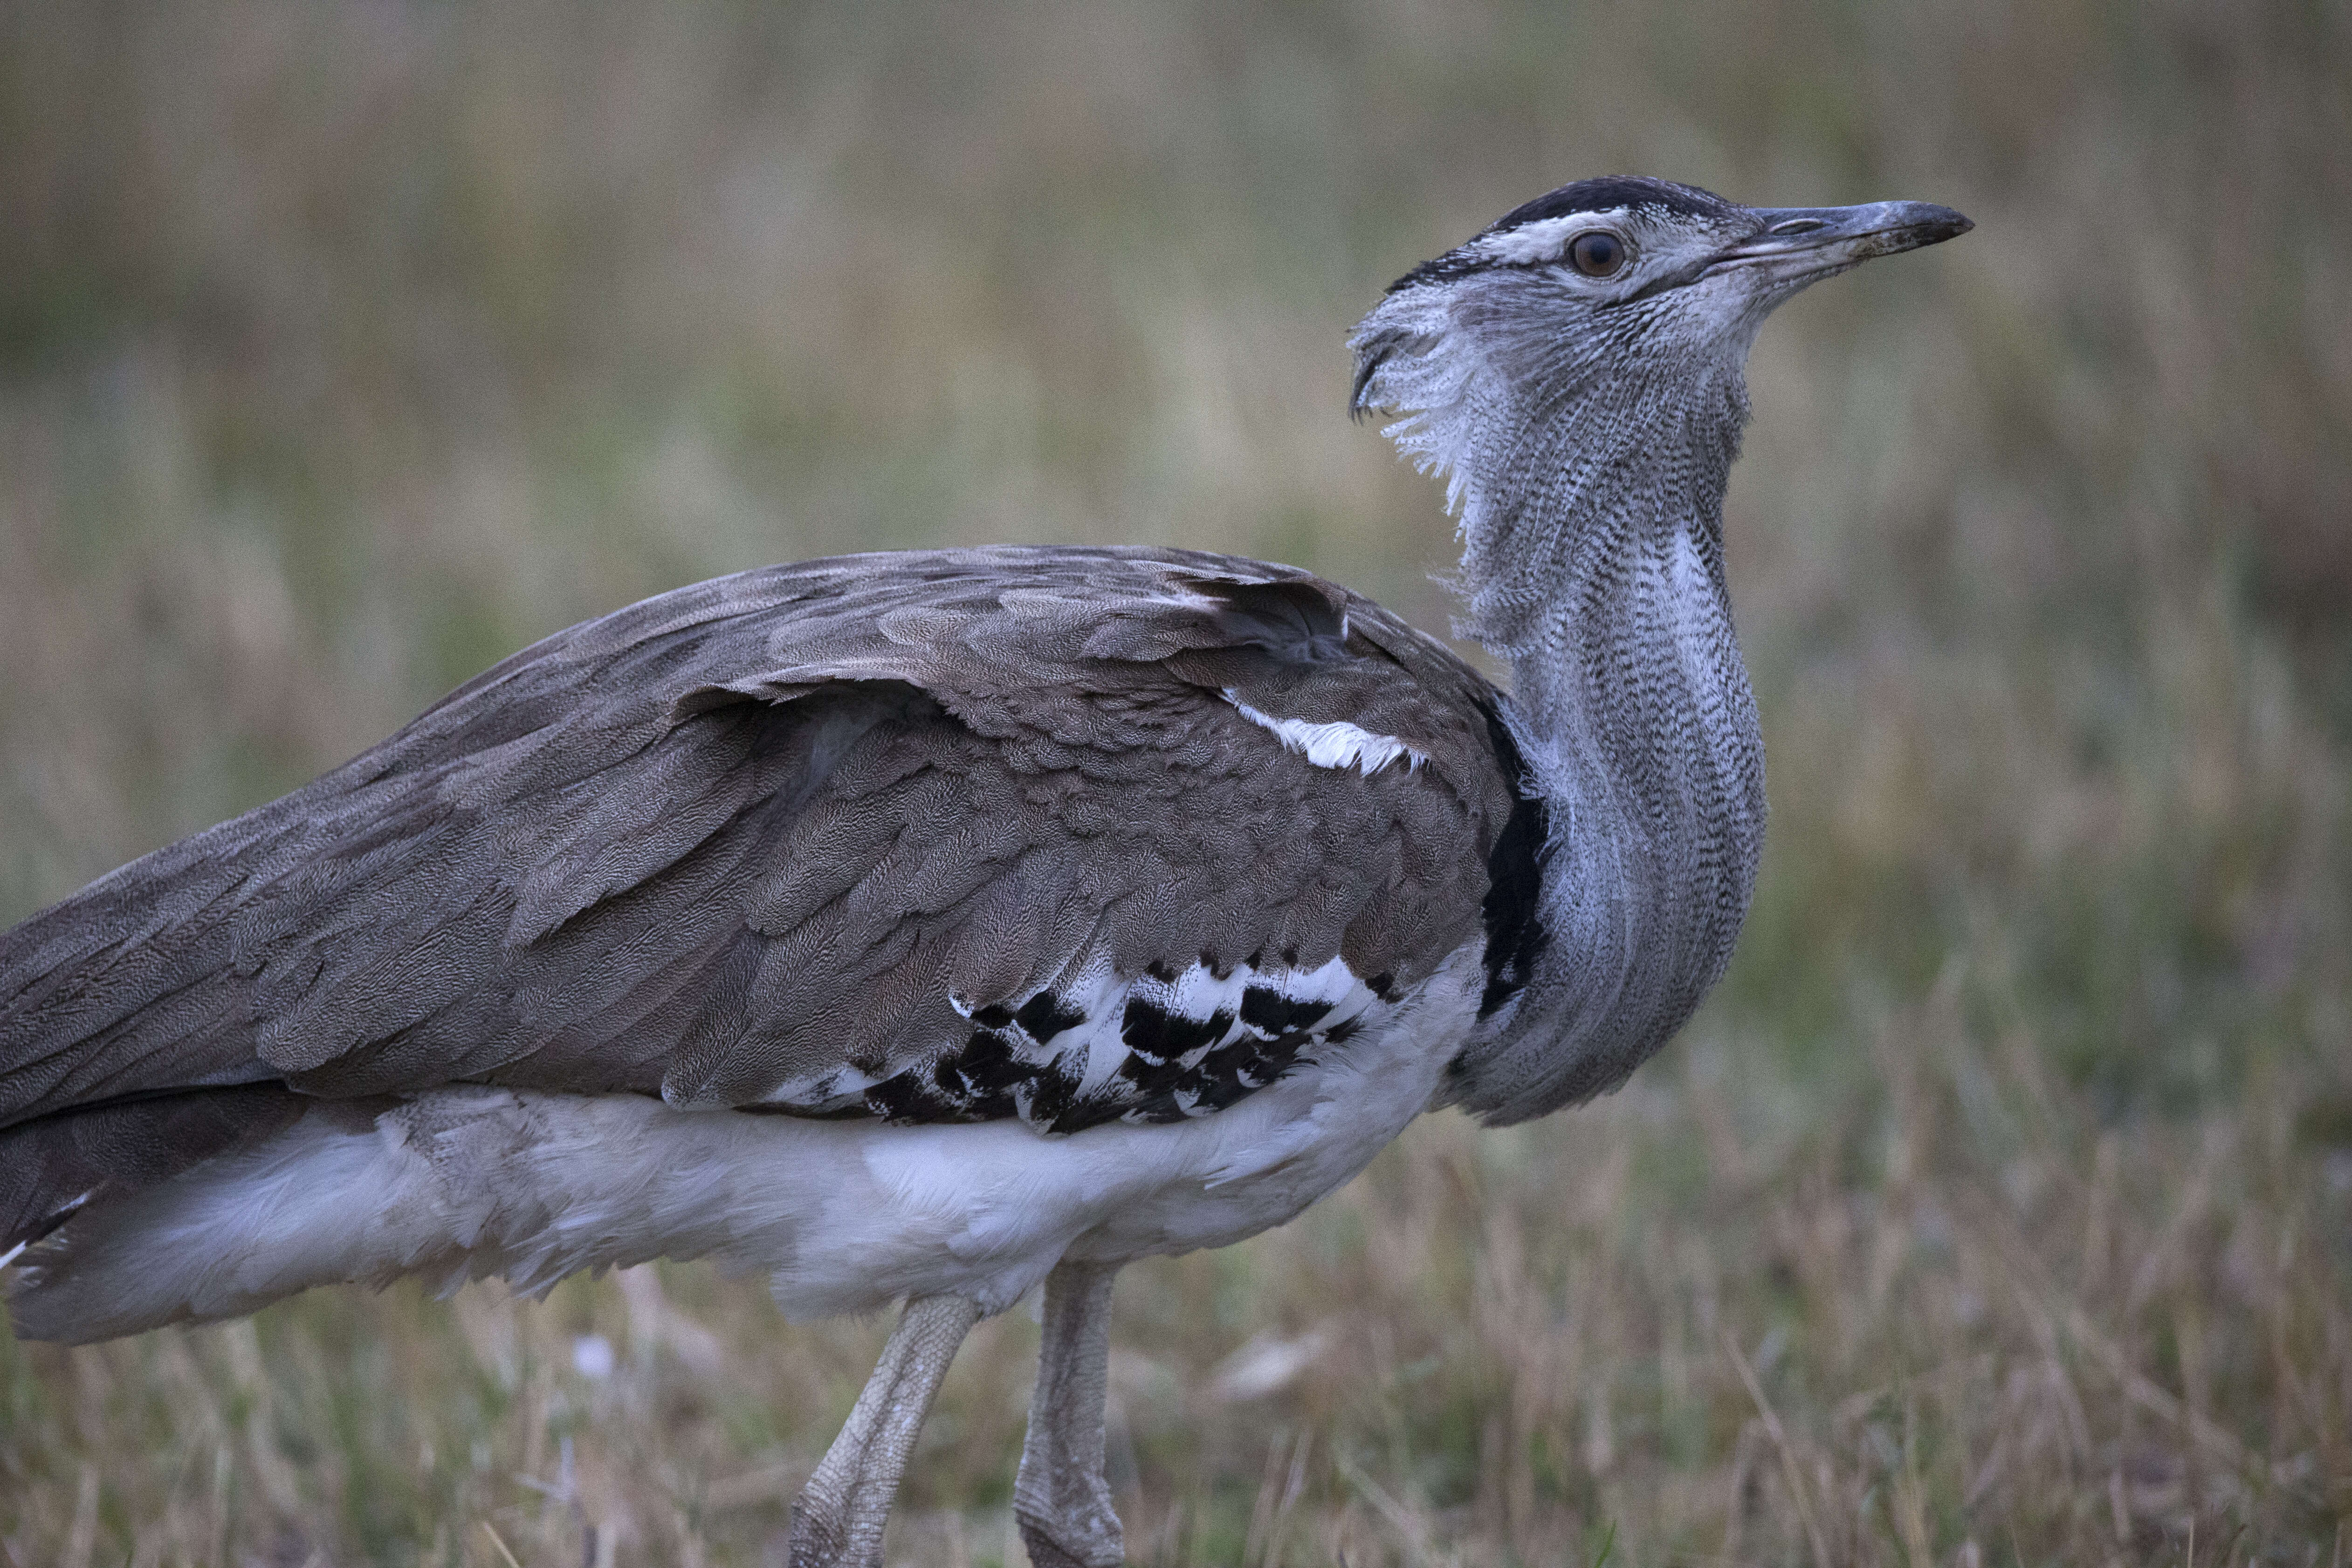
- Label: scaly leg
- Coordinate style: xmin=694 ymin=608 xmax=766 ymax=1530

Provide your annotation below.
xmin=1015 ymin=1260 xmax=1126 ymax=1568
xmin=789 ymin=1294 xmax=982 ymax=1568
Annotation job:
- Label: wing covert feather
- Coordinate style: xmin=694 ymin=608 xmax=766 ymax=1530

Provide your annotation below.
xmin=0 ymin=547 xmax=1518 ymax=1138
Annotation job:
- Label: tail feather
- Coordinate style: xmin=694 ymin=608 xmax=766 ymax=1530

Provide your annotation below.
xmin=0 ymin=1085 xmax=309 ymax=1253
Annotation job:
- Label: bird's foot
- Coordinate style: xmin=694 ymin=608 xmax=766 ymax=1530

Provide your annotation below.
xmin=784 ymin=1496 xmax=851 ymax=1568
xmin=1015 ymin=1484 xmax=1126 ymax=1568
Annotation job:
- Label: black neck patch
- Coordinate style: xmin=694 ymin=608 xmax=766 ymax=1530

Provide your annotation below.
xmin=1475 ymin=702 xmax=1551 ymax=1018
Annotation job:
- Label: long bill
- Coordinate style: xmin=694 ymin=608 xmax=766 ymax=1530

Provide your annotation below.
xmin=1704 ymin=200 xmax=1974 ymax=284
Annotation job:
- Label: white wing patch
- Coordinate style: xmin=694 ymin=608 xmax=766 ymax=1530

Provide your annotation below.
xmin=1223 ymin=693 xmax=1428 ymax=776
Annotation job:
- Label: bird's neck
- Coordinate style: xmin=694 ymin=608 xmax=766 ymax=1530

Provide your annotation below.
xmin=1410 ymin=367 xmax=1769 ymax=1121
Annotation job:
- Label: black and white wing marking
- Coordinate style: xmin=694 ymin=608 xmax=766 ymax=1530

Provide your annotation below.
xmin=0 ymin=549 xmax=1528 ymax=1184
xmin=778 ymin=951 xmax=1384 ymax=1134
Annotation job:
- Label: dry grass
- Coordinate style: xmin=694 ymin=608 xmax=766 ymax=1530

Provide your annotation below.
xmin=4 ymin=998 xmax=2346 ymax=1565
xmin=2 ymin=1 xmax=2349 ymax=1563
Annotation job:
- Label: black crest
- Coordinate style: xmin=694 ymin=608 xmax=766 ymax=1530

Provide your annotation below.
xmin=1387 ymin=176 xmax=1739 ymax=294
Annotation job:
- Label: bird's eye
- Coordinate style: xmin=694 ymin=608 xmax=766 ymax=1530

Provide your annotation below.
xmin=1568 ymin=231 xmax=1629 ymax=278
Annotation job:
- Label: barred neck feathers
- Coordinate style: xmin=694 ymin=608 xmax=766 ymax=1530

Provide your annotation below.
xmin=1351 ymin=270 xmax=1768 ymax=1125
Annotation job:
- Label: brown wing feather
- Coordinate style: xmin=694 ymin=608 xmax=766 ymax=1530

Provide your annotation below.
xmin=0 ymin=548 xmax=1517 ymax=1238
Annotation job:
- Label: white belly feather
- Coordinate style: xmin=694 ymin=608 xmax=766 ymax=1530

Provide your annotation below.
xmin=9 ymin=947 xmax=1480 ymax=1343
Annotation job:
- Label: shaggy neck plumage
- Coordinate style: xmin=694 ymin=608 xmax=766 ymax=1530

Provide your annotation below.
xmin=1363 ymin=312 xmax=1770 ymax=1124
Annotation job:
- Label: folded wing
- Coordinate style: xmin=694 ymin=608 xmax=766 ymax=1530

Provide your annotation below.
xmin=0 ymin=546 xmax=1521 ymax=1249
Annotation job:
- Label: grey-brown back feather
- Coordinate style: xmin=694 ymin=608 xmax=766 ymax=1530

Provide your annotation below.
xmin=0 ymin=547 xmax=1519 ymax=1244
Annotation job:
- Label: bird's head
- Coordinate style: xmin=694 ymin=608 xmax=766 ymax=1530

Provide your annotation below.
xmin=1349 ymin=174 xmax=1969 ymax=461
xmin=1351 ymin=176 xmax=1971 ymax=418
xmin=1348 ymin=176 xmax=1969 ymax=651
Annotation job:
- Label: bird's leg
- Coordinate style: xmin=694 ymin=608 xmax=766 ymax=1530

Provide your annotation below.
xmin=788 ymin=1293 xmax=983 ymax=1568
xmin=1015 ymin=1259 xmax=1127 ymax=1568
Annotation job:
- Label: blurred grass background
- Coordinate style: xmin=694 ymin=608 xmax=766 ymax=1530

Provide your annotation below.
xmin=2 ymin=1 xmax=2348 ymax=1563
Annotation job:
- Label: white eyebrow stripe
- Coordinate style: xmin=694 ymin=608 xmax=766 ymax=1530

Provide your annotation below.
xmin=1224 ymin=693 xmax=1429 ymax=776
xmin=1467 ymin=209 xmax=1630 ymax=265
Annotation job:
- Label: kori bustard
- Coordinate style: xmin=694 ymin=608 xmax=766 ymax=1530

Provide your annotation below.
xmin=0 ymin=178 xmax=1967 ymax=1566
